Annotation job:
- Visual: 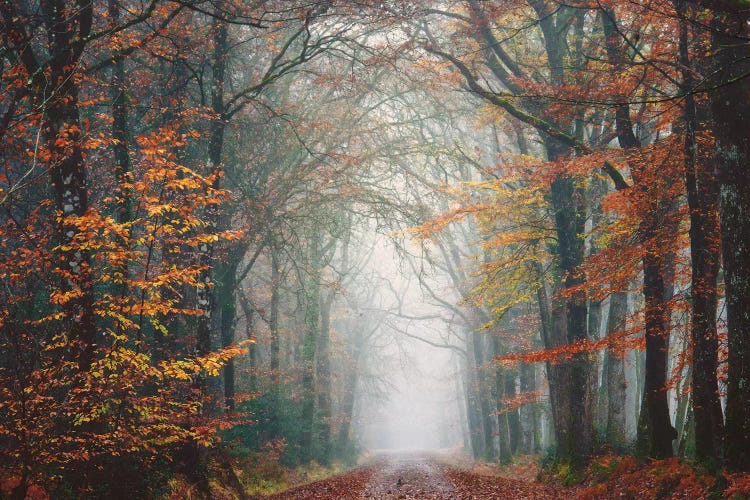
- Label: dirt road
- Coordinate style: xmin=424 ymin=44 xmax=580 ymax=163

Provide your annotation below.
xmin=361 ymin=451 xmax=456 ymax=499
xmin=266 ymin=450 xmax=566 ymax=499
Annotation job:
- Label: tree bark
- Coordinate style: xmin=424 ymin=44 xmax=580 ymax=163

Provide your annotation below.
xmin=606 ymin=292 xmax=628 ymax=449
xmin=676 ymin=1 xmax=724 ymax=465
xmin=536 ymin=272 xmax=573 ymax=463
xmin=268 ymin=243 xmax=282 ymax=436
xmin=548 ymin=145 xmax=592 ymax=464
xmin=219 ymin=255 xmax=240 ymax=411
xmin=473 ymin=330 xmax=496 ymax=459
xmin=109 ymin=0 xmax=132 ymax=228
xmin=465 ymin=330 xmax=485 ymax=459
xmin=196 ymin=17 xmax=228 ymax=365
xmin=491 ymin=331 xmax=511 ymax=462
xmin=636 ymin=250 xmax=677 ymax=458
xmin=315 ymin=291 xmax=333 ymax=464
xmin=494 ymin=366 xmax=512 ymax=462
xmin=505 ymin=369 xmax=521 ymax=454
xmin=519 ymin=362 xmax=537 ymax=453
xmin=300 ymin=228 xmax=322 ymax=463
xmin=602 ymin=8 xmax=677 ymax=458
xmin=703 ymin=5 xmax=750 ymax=472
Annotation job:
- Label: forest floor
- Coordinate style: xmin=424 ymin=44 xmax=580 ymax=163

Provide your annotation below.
xmin=253 ymin=450 xmax=750 ymax=499
xmin=261 ymin=449 xmax=568 ymax=499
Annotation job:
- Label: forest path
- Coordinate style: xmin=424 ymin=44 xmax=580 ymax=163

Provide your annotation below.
xmin=265 ymin=449 xmax=567 ymax=499
xmin=361 ymin=450 xmax=455 ymax=499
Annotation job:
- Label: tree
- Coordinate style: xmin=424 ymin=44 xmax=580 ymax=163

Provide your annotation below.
xmin=675 ymin=0 xmax=724 ymax=465
xmin=423 ymin=0 xmax=598 ymax=464
xmin=697 ymin=1 xmax=750 ymax=472
xmin=0 ymin=1 xmax=251 ymax=494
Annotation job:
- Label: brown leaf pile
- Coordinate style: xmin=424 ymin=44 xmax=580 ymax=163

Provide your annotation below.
xmin=442 ymin=466 xmax=566 ymax=500
xmin=262 ymin=466 xmax=374 ymax=499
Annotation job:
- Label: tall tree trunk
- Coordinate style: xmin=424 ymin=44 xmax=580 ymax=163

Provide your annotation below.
xmin=109 ymin=0 xmax=132 ymax=228
xmin=195 ymin=16 xmax=228 ymax=396
xmin=675 ymin=367 xmax=693 ymax=456
xmin=588 ymin=174 xmax=607 ymax=436
xmin=676 ymin=1 xmax=724 ymax=465
xmin=220 ymin=255 xmax=240 ymax=411
xmin=602 ymin=8 xmax=677 ymax=458
xmin=597 ymin=352 xmax=609 ymax=435
xmin=704 ymin=5 xmax=750 ymax=472
xmin=337 ymin=335 xmax=361 ymax=460
xmin=548 ymin=153 xmax=592 ymax=464
xmin=32 ymin=0 xmax=97 ymax=372
xmin=47 ymin=76 xmax=97 ymax=371
xmin=186 ymin=17 xmax=229 ymax=486
xmin=538 ymin=5 xmax=594 ymax=460
xmin=337 ymin=368 xmax=358 ymax=459
xmin=300 ymin=229 xmax=321 ymax=463
xmin=455 ymin=358 xmax=471 ymax=451
xmin=268 ymin=243 xmax=282 ymax=437
xmin=636 ymin=239 xmax=678 ymax=458
xmin=586 ymin=173 xmax=606 ymax=437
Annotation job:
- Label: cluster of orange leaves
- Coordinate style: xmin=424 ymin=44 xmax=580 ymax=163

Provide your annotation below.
xmin=0 ymin=113 xmax=249 ymax=493
xmin=494 ymin=390 xmax=542 ymax=415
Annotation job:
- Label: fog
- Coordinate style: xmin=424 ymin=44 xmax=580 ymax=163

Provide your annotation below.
xmin=347 ymin=235 xmax=464 ymax=452
xmin=3 ymin=2 xmax=742 ymax=494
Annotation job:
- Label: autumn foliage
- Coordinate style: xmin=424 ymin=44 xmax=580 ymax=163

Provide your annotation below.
xmin=2 ymin=0 xmax=750 ymax=497
xmin=0 ymin=113 xmax=248 ymax=496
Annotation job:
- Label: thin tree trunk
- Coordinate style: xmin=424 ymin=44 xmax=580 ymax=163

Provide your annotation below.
xmin=455 ymin=357 xmax=471 ymax=451
xmin=315 ymin=292 xmax=333 ymax=464
xmin=337 ymin=364 xmax=359 ymax=459
xmin=589 ymin=174 xmax=607 ymax=436
xmin=268 ymin=244 xmax=281 ymax=437
xmin=606 ymin=292 xmax=628 ymax=449
xmin=491 ymin=332 xmax=511 ymax=462
xmin=465 ymin=330 xmax=485 ymax=458
xmin=473 ymin=331 xmax=496 ymax=459
xmin=195 ymin=18 xmax=229 ymax=413
xmin=220 ymin=256 xmax=240 ymax=411
xmin=109 ymin=0 xmax=132 ymax=229
xmin=495 ymin=365 xmax=512 ymax=463
xmin=300 ymin=229 xmax=321 ymax=463
xmin=675 ymin=367 xmax=693 ymax=457
xmin=519 ymin=362 xmax=536 ymax=453
xmin=505 ymin=369 xmax=521 ymax=454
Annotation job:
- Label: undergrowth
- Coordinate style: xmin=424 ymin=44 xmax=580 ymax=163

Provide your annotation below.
xmin=163 ymin=444 xmax=353 ymax=499
xmin=554 ymin=454 xmax=750 ymax=499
